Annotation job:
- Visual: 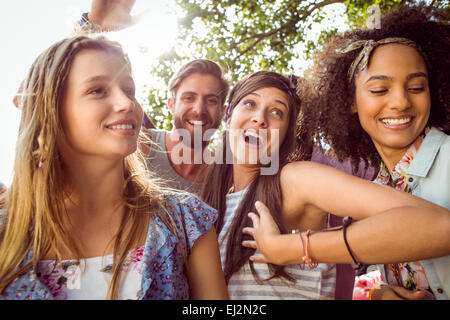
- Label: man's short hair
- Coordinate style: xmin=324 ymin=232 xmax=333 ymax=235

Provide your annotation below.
xmin=168 ymin=59 xmax=229 ymax=106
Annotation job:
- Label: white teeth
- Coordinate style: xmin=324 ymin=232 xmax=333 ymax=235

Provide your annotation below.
xmin=381 ymin=117 xmax=412 ymax=125
xmin=243 ymin=130 xmax=264 ymax=146
xmin=107 ymin=124 xmax=134 ymax=130
xmin=244 ymin=130 xmax=260 ymax=139
xmin=190 ymin=120 xmax=204 ymax=125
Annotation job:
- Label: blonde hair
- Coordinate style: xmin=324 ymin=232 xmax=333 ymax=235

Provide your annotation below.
xmin=0 ymin=36 xmax=187 ymax=299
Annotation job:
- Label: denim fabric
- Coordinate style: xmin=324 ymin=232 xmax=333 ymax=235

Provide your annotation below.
xmin=374 ymin=128 xmax=450 ymax=300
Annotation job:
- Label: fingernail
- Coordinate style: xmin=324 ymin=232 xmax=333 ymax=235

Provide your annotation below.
xmin=255 ymin=201 xmax=261 ymax=208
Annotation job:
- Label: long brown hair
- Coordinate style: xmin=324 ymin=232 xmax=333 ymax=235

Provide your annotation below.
xmin=201 ymin=71 xmax=304 ymax=283
xmin=0 ymin=36 xmax=186 ymax=299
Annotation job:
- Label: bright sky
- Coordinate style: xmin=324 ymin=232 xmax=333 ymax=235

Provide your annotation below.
xmin=0 ymin=0 xmax=178 ymax=185
xmin=0 ymin=0 xmax=349 ymax=187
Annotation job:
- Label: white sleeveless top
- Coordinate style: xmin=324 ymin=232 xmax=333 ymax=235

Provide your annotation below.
xmin=219 ymin=189 xmax=336 ymax=300
xmin=36 ymin=246 xmax=144 ymax=300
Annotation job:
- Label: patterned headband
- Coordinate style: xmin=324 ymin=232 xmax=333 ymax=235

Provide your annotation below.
xmin=336 ymin=37 xmax=425 ymax=83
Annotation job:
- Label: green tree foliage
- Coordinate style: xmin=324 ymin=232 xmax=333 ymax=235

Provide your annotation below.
xmin=142 ymin=0 xmax=446 ymax=129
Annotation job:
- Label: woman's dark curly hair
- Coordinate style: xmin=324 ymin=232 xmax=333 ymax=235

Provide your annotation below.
xmin=306 ymin=4 xmax=450 ymax=174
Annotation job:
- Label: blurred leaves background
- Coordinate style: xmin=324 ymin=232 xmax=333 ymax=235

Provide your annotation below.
xmin=141 ymin=0 xmax=448 ymax=130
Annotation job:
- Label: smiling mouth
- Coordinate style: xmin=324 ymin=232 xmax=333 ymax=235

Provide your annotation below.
xmin=380 ymin=117 xmax=413 ymax=125
xmin=187 ymin=120 xmax=206 ymax=126
xmin=106 ymin=124 xmax=135 ymax=130
xmin=105 ymin=123 xmax=137 ymax=136
xmin=243 ymin=130 xmax=264 ymax=148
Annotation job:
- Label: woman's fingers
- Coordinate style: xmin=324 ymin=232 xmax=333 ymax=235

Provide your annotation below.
xmin=389 ymin=286 xmax=436 ymax=300
xmin=247 ymin=212 xmax=260 ymax=229
xmin=249 ymin=254 xmax=269 ymax=263
xmin=255 ymin=201 xmax=269 ymax=217
xmin=242 ymin=240 xmax=257 ymax=249
xmin=242 ymin=227 xmax=255 ymax=237
xmin=254 ymin=201 xmax=281 ymax=235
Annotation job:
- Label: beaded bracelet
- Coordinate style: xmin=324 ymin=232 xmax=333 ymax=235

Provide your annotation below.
xmin=292 ymin=229 xmax=318 ymax=269
xmin=292 ymin=217 xmax=368 ymax=275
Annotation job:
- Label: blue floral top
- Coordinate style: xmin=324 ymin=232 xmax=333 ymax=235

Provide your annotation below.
xmin=0 ymin=192 xmax=218 ymax=300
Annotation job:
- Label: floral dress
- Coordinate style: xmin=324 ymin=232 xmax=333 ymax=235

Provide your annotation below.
xmin=353 ymin=129 xmax=432 ymax=299
xmin=0 ymin=192 xmax=218 ymax=300
xmin=35 ymin=246 xmax=145 ymax=300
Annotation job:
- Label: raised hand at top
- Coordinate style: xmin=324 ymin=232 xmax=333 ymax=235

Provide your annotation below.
xmin=88 ymin=0 xmax=137 ymax=31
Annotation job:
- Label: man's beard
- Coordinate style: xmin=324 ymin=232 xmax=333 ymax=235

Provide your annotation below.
xmin=172 ymin=111 xmax=222 ymax=146
xmin=172 ymin=112 xmax=222 ymax=131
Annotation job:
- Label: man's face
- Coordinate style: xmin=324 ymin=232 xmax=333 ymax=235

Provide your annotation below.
xmin=169 ymin=73 xmax=224 ymax=140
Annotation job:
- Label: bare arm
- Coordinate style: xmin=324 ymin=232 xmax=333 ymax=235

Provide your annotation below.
xmin=186 ymin=227 xmax=229 ymax=299
xmin=281 ymin=161 xmax=443 ymax=227
xmin=243 ymin=201 xmax=450 ymax=266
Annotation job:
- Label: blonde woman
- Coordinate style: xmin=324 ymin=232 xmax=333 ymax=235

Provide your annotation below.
xmin=0 ymin=36 xmax=228 ymax=300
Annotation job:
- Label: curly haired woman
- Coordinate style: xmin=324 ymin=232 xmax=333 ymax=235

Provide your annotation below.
xmin=242 ymin=4 xmax=449 ymax=300
xmin=303 ymin=4 xmax=449 ymax=300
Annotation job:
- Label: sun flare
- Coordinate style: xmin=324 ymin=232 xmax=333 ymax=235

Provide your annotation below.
xmin=105 ymin=1 xmax=179 ymax=100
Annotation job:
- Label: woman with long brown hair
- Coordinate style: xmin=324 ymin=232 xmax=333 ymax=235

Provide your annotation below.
xmin=0 ymin=36 xmax=228 ymax=300
xmin=201 ymin=70 xmax=449 ymax=299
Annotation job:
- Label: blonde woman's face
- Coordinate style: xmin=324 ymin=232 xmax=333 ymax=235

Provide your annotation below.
xmin=59 ymin=49 xmax=143 ymax=160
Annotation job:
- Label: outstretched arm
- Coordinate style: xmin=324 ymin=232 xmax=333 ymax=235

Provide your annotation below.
xmin=243 ymin=201 xmax=450 ymax=266
xmin=280 ymin=161 xmax=446 ymax=229
xmin=186 ymin=227 xmax=229 ymax=299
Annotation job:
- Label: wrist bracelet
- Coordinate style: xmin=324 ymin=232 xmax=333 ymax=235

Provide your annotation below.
xmin=368 ymin=283 xmax=384 ymax=300
xmin=342 ymin=217 xmax=367 ymax=276
xmin=304 ymin=230 xmax=318 ymax=268
xmin=292 ymin=229 xmax=305 ymax=269
xmin=78 ymin=12 xmax=102 ymax=33
xmin=292 ymin=229 xmax=318 ymax=269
